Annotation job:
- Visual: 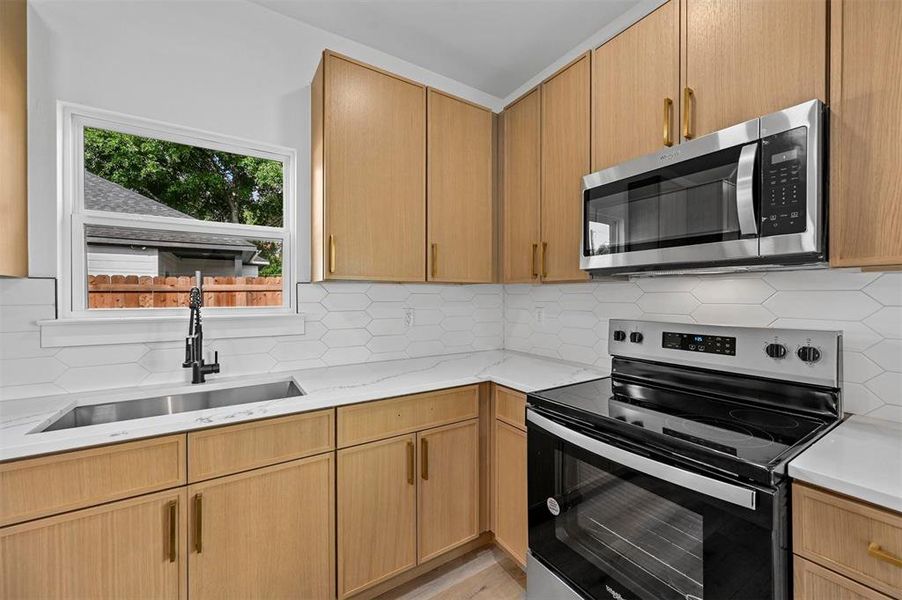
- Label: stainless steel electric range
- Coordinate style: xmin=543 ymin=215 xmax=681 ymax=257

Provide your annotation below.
xmin=526 ymin=319 xmax=842 ymax=600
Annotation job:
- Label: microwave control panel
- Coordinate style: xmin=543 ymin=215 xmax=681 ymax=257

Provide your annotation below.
xmin=760 ymin=126 xmax=807 ymax=236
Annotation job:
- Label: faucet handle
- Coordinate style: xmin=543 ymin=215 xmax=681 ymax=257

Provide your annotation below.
xmin=213 ymin=351 xmax=219 ymax=366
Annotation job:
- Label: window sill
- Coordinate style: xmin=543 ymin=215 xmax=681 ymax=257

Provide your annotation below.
xmin=38 ymin=312 xmax=305 ymax=348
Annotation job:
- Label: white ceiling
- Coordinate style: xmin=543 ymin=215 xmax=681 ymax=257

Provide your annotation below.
xmin=252 ymin=0 xmax=642 ymax=98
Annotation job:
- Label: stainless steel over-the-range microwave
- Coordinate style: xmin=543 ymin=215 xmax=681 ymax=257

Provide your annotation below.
xmin=581 ymin=99 xmax=826 ymax=274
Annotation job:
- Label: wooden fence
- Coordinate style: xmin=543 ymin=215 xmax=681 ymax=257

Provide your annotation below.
xmin=88 ymin=275 xmax=283 ymax=309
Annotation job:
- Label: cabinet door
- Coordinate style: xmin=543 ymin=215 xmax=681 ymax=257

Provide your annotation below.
xmin=325 ymin=53 xmax=426 ymax=281
xmin=794 ymin=556 xmax=893 ymax=600
xmin=418 ymin=419 xmax=480 ymax=563
xmin=683 ymin=0 xmax=827 ymax=139
xmin=593 ymin=0 xmax=679 ymax=171
xmin=502 ymin=89 xmax=541 ymax=283
xmin=830 ymin=0 xmax=902 ymax=267
xmin=1 ymin=489 xmax=186 ymax=599
xmin=541 ymin=54 xmax=591 ymax=282
xmin=338 ymin=434 xmax=417 ymax=598
xmin=0 ymin=0 xmax=27 ymax=277
xmin=493 ymin=419 xmax=527 ymax=567
xmin=187 ymin=455 xmax=334 ymax=600
xmin=427 ymin=89 xmax=494 ymax=283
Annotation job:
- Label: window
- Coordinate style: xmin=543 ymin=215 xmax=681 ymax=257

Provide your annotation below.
xmin=59 ymin=104 xmax=297 ymax=319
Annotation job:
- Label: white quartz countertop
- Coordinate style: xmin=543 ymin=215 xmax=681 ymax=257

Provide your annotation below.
xmin=0 ymin=350 xmax=604 ymax=462
xmin=789 ymin=415 xmax=902 ymax=513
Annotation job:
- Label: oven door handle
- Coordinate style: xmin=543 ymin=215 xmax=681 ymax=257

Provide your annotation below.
xmin=527 ymin=411 xmax=757 ymax=510
xmin=736 ymin=142 xmax=759 ymax=237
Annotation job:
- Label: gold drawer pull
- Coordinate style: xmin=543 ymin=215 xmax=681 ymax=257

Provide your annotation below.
xmin=682 ymin=87 xmax=695 ymax=140
xmin=421 ymin=438 xmax=429 ymax=480
xmin=431 ymin=243 xmax=438 ymax=279
xmin=663 ymin=97 xmax=674 ymax=147
xmin=868 ymin=542 xmax=902 ymax=568
xmin=328 ymin=235 xmax=336 ymax=274
xmin=167 ymin=500 xmax=177 ymax=563
xmin=541 ymin=242 xmax=548 ymax=279
xmin=193 ymin=493 xmax=203 ymax=554
xmin=406 ymin=441 xmax=415 ymax=485
xmin=531 ymin=243 xmax=538 ymax=279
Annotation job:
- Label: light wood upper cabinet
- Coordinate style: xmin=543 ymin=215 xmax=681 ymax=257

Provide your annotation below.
xmin=493 ymin=418 xmax=527 ymax=567
xmin=541 ymin=54 xmax=591 ymax=282
xmin=312 ymin=51 xmax=426 ymax=282
xmin=427 ymin=89 xmax=494 ymax=283
xmin=829 ymin=0 xmax=902 ymax=268
xmin=682 ymin=0 xmax=827 ymax=139
xmin=417 ymin=419 xmax=480 ymax=563
xmin=0 ymin=0 xmax=27 ymax=278
xmin=1 ymin=489 xmax=187 ymax=599
xmin=502 ymin=89 xmax=542 ymax=283
xmin=188 ymin=455 xmax=334 ymax=600
xmin=593 ymin=1 xmax=679 ymax=171
xmin=337 ymin=434 xmax=417 ymax=598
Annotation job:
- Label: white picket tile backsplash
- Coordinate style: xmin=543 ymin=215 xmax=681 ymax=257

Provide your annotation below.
xmin=504 ymin=271 xmax=902 ymax=421
xmin=1 ymin=270 xmax=900 ymax=424
xmin=0 ymin=279 xmax=504 ymax=398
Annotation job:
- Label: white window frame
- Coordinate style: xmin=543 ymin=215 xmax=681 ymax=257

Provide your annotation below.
xmin=57 ymin=102 xmax=298 ymax=321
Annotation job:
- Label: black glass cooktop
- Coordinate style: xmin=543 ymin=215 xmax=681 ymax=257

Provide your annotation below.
xmin=528 ymin=375 xmax=832 ymax=484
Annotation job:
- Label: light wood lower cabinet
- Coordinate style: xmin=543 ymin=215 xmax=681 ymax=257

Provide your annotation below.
xmin=493 ymin=416 xmax=527 ymax=567
xmin=795 ymin=556 xmax=893 ymax=600
xmin=188 ymin=454 xmax=335 ymax=600
xmin=338 ymin=434 xmax=418 ymax=598
xmin=418 ymin=419 xmax=480 ymax=562
xmin=1 ymin=488 xmax=187 ymax=599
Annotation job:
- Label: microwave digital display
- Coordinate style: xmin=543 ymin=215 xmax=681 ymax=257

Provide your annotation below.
xmin=662 ymin=331 xmax=736 ymax=356
xmin=770 ymin=148 xmax=798 ymax=165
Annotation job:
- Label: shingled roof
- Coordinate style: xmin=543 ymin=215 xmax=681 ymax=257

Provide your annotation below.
xmin=84 ymin=171 xmax=193 ymax=219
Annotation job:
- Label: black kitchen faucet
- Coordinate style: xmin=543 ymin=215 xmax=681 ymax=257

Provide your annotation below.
xmin=182 ymin=272 xmax=220 ymax=384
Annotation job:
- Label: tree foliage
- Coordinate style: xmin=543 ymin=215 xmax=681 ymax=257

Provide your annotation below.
xmin=84 ymin=127 xmax=284 ymax=273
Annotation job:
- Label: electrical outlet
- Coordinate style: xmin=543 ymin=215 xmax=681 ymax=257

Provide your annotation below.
xmin=535 ymin=306 xmax=545 ymax=323
xmin=404 ymin=307 xmax=415 ymax=328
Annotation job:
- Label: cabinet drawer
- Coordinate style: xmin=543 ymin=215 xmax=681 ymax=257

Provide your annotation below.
xmin=794 ymin=556 xmax=892 ymax=600
xmin=0 ymin=435 xmax=186 ymax=527
xmin=494 ymin=385 xmax=526 ymax=430
xmin=337 ymin=386 xmax=479 ymax=447
xmin=188 ymin=410 xmax=334 ymax=482
xmin=793 ymin=483 xmax=902 ymax=597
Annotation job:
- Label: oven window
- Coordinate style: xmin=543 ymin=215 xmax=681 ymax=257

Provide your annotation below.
xmin=557 ymin=459 xmax=703 ymax=600
xmin=528 ymin=422 xmax=784 ymax=600
xmin=584 ymin=144 xmax=750 ymax=256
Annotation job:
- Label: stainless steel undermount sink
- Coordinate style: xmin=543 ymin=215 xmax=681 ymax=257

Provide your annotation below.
xmin=40 ymin=380 xmax=304 ymax=432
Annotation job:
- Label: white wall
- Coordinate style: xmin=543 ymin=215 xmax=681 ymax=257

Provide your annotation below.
xmin=27 ymin=0 xmax=503 ymax=279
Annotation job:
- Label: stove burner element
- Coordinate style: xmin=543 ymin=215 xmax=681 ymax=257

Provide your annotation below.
xmin=663 ymin=415 xmax=775 ymax=449
xmin=729 ymin=408 xmax=801 ymax=430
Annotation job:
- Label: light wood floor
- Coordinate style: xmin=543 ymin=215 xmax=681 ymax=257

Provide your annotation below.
xmin=375 ymin=547 xmax=526 ymax=600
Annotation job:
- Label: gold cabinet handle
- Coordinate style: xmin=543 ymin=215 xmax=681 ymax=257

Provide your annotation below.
xmin=421 ymin=438 xmax=429 ymax=480
xmin=167 ymin=500 xmax=178 ymax=563
xmin=328 ymin=235 xmax=336 ymax=274
xmin=869 ymin=542 xmax=902 ymax=568
xmin=541 ymin=242 xmax=548 ymax=279
xmin=682 ymin=87 xmax=695 ymax=140
xmin=193 ymin=493 xmax=203 ymax=554
xmin=431 ymin=243 xmax=438 ymax=280
xmin=406 ymin=441 xmax=415 ymax=485
xmin=663 ymin=97 xmax=674 ymax=147
xmin=531 ymin=244 xmax=538 ymax=279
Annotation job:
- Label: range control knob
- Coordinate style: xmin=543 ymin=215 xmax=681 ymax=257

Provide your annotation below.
xmin=797 ymin=346 xmax=822 ymax=363
xmin=613 ymin=330 xmax=627 ymax=342
xmin=629 ymin=332 xmax=644 ymax=344
xmin=765 ymin=343 xmax=787 ymax=359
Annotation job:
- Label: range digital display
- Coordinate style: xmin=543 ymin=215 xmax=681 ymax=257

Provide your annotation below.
xmin=662 ymin=331 xmax=736 ymax=356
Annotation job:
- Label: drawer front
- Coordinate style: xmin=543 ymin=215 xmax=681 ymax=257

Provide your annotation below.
xmin=188 ymin=410 xmax=334 ymax=482
xmin=494 ymin=385 xmax=526 ymax=430
xmin=0 ymin=435 xmax=186 ymax=527
xmin=794 ymin=556 xmax=893 ymax=600
xmin=337 ymin=386 xmax=479 ymax=447
xmin=793 ymin=483 xmax=902 ymax=597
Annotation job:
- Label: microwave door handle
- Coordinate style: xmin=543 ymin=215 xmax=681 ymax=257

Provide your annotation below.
xmin=736 ymin=142 xmax=759 ymax=237
xmin=527 ymin=410 xmax=757 ymax=510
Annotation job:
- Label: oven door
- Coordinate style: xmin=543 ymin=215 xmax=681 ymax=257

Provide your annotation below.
xmin=580 ymin=118 xmax=761 ymax=273
xmin=527 ymin=410 xmax=788 ymax=600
